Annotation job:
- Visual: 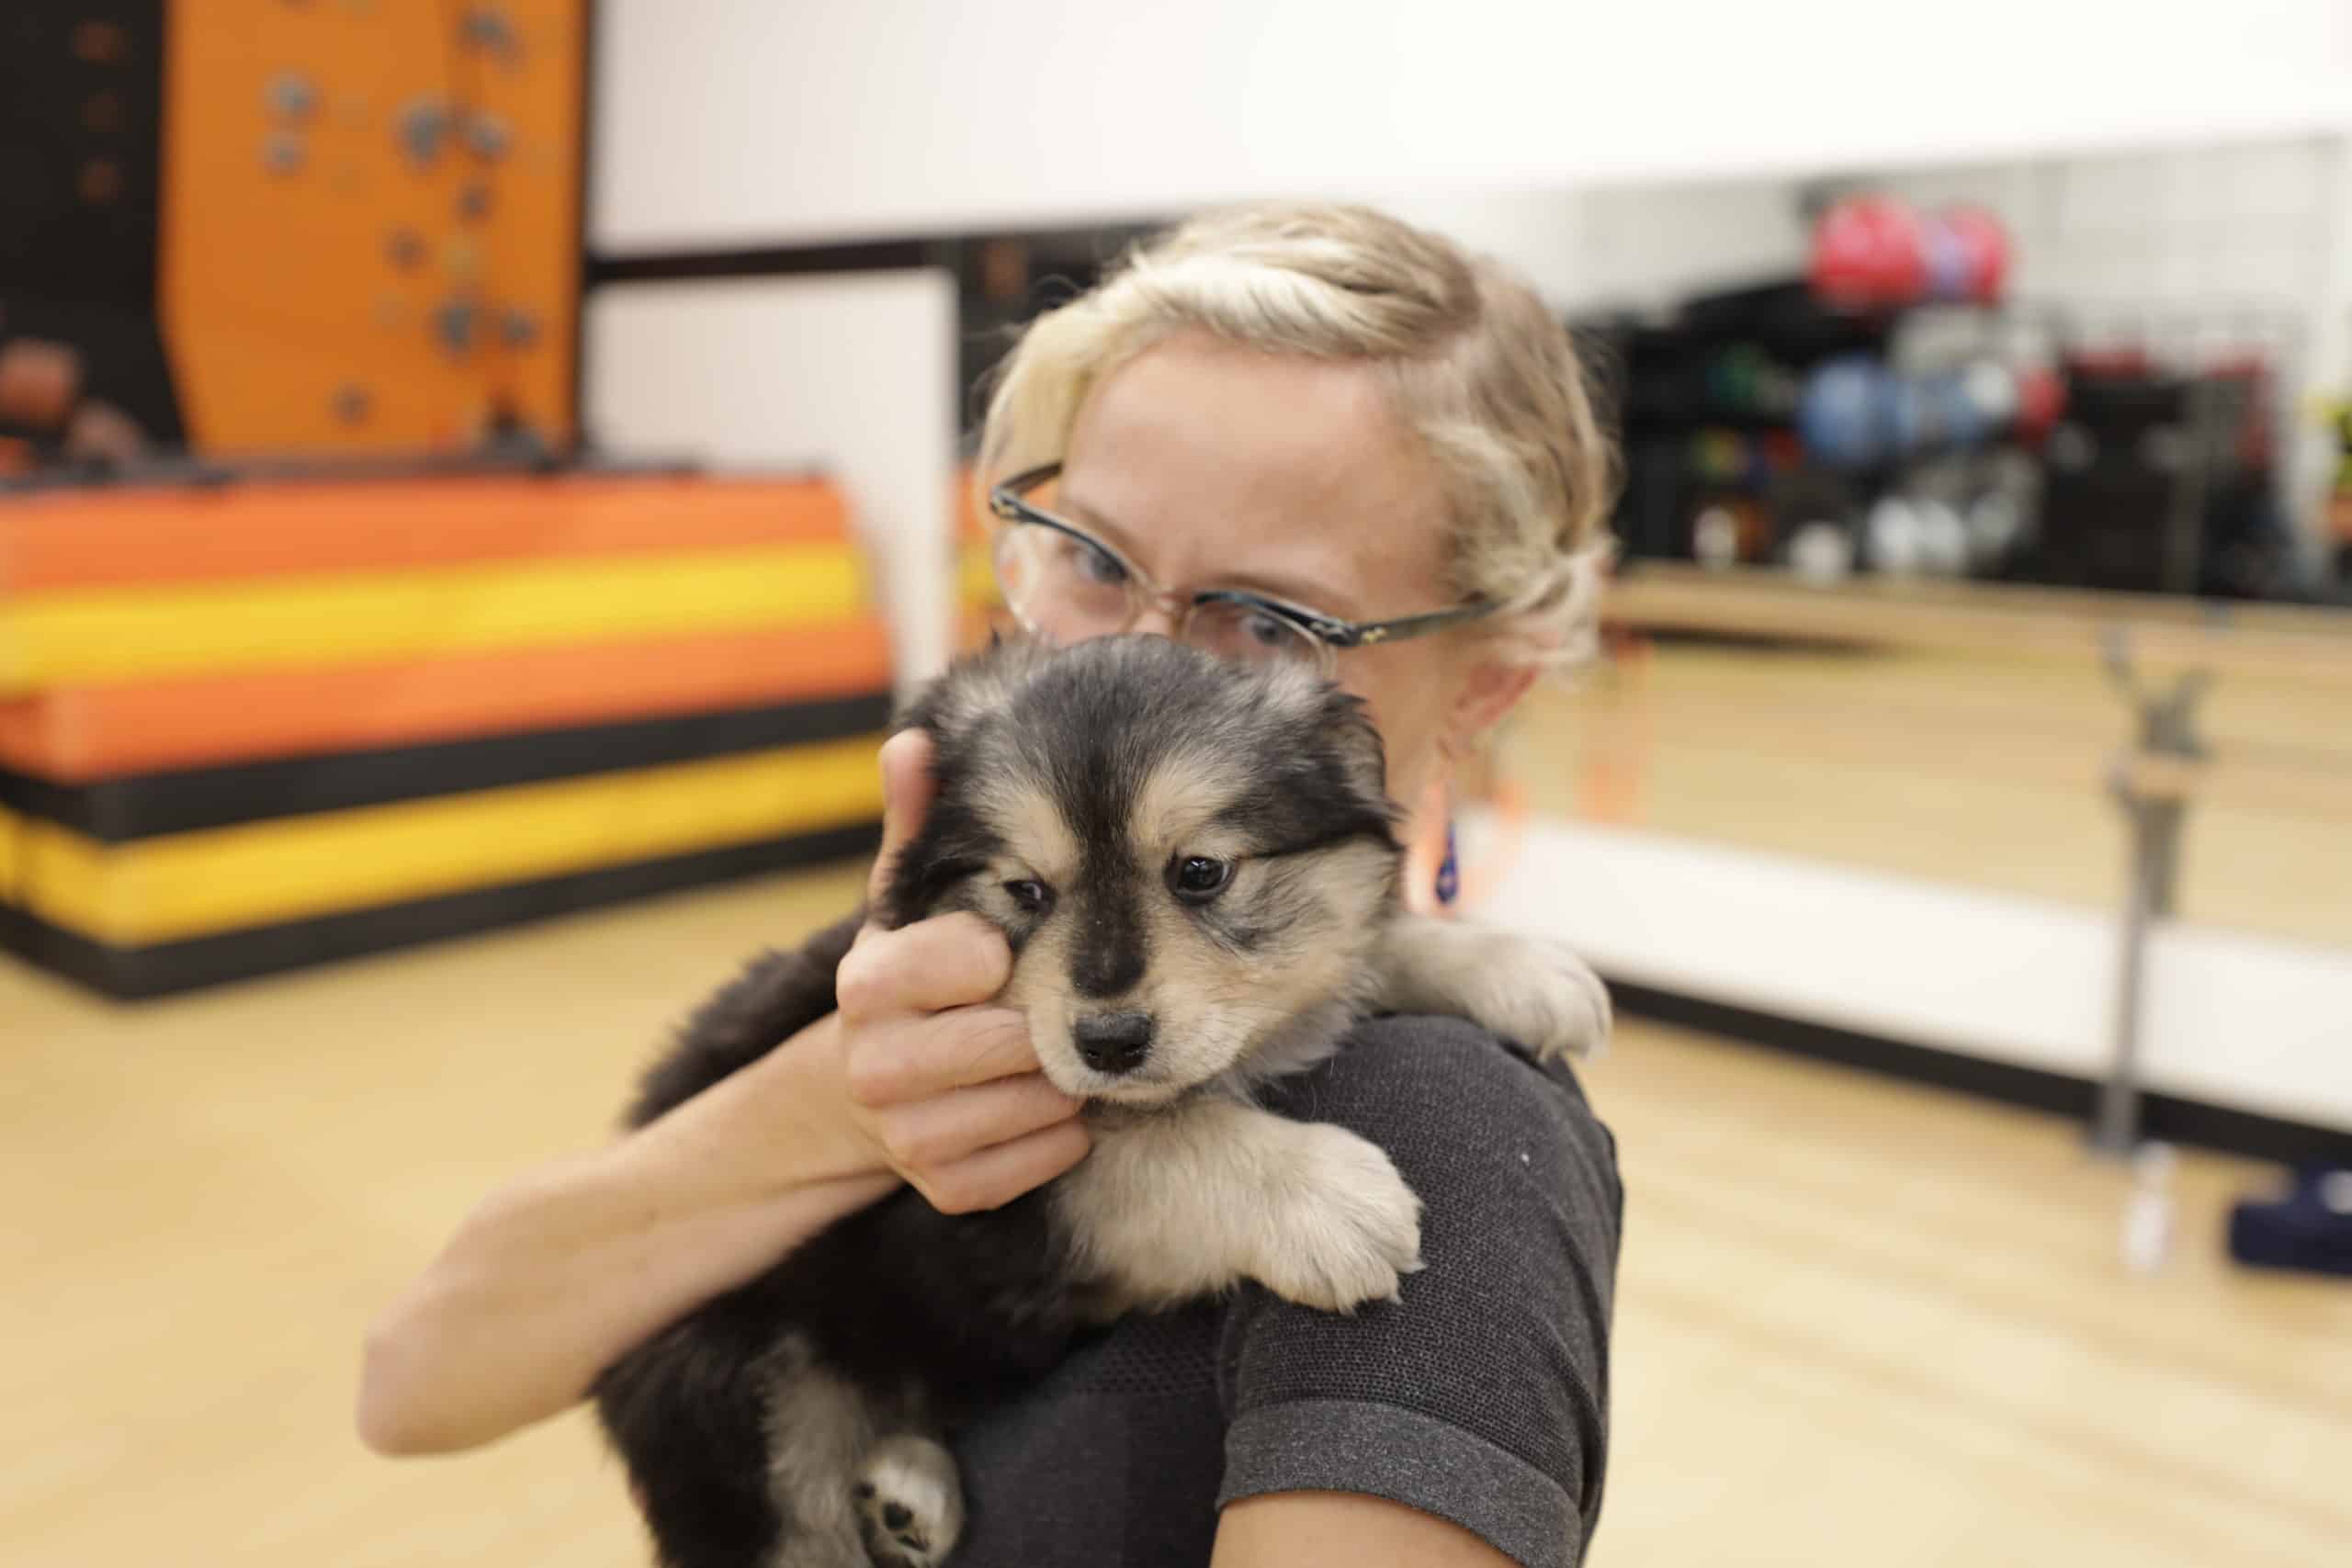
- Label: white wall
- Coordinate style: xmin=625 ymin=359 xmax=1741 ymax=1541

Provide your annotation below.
xmin=593 ymin=0 xmax=2352 ymax=254
xmin=1554 ymin=177 xmax=1815 ymax=313
xmin=582 ymin=272 xmax=960 ymax=693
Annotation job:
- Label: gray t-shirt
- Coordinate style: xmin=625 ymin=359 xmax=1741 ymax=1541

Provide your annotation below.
xmin=945 ymin=1013 xmax=1623 ymax=1567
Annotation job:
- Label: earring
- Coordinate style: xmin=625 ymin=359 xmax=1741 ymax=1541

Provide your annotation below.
xmin=1434 ymin=813 xmax=1460 ymax=908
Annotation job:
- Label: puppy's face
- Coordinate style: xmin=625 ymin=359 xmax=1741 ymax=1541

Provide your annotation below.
xmin=886 ymin=637 xmax=1401 ymax=1105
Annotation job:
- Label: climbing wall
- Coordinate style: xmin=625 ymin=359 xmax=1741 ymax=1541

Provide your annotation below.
xmin=155 ymin=0 xmax=580 ymax=452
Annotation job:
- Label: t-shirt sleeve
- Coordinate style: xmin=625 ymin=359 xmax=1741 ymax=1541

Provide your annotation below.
xmin=1214 ymin=1013 xmax=1623 ymax=1568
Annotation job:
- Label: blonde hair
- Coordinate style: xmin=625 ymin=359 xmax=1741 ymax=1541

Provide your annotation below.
xmin=978 ymin=201 xmax=1618 ymax=669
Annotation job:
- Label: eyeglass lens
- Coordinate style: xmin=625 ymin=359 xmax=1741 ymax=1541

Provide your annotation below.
xmin=994 ymin=522 xmax=1322 ymax=670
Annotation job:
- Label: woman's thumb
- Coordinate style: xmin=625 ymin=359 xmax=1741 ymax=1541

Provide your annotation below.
xmin=865 ymin=728 xmax=939 ymax=916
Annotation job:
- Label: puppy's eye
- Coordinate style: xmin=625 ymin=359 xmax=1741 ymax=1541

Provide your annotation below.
xmin=1168 ymin=856 xmax=1234 ymax=903
xmin=1003 ymin=879 xmax=1053 ymax=915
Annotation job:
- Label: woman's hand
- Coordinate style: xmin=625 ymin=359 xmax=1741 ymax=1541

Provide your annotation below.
xmin=815 ymin=728 xmax=1091 ymax=1213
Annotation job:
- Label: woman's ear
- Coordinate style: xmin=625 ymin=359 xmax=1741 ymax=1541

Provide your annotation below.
xmin=1439 ymin=656 xmax=1537 ymax=761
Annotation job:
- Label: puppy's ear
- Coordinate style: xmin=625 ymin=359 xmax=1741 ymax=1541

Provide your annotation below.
xmin=893 ymin=637 xmax=1037 ymax=749
xmin=1320 ymin=689 xmax=1401 ymax=842
xmin=1266 ymin=663 xmax=1392 ymax=812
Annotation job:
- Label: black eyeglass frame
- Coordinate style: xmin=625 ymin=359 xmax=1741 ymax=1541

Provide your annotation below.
xmin=986 ymin=463 xmax=1498 ymax=654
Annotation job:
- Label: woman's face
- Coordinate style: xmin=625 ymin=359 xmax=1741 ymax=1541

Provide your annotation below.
xmin=1053 ymin=332 xmax=1521 ymax=814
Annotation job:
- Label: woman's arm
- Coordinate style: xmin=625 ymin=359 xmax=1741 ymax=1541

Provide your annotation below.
xmin=357 ymin=734 xmax=1090 ymax=1456
xmin=1214 ymin=1494 xmax=1520 ymax=1568
xmin=357 ymin=1012 xmax=888 ymax=1455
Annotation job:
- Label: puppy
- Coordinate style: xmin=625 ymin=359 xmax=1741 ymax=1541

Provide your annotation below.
xmin=595 ymin=635 xmax=1610 ymax=1568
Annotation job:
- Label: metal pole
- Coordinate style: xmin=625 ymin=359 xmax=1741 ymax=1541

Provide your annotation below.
xmin=2095 ymin=792 xmax=2166 ymax=1155
xmin=2095 ymin=631 xmax=2209 ymax=1158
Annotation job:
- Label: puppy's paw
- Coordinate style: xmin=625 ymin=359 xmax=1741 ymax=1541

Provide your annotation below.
xmin=1469 ymin=932 xmax=1612 ymax=1063
xmin=1254 ymin=1124 xmax=1424 ymax=1314
xmin=854 ymin=1435 xmax=964 ymax=1568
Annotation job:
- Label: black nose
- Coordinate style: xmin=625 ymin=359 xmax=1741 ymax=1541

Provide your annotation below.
xmin=1073 ymin=1011 xmax=1154 ymax=1074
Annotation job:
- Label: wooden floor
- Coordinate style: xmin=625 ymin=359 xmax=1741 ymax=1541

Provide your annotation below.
xmin=6 ymin=857 xmax=2347 ymax=1567
xmin=1509 ymin=639 xmax=2352 ymax=951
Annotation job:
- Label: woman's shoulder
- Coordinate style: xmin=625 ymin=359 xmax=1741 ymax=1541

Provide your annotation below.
xmin=1267 ymin=1011 xmax=1620 ymax=1198
xmin=1227 ymin=1012 xmax=1623 ymax=1566
xmin=1260 ymin=1010 xmax=1623 ymax=1311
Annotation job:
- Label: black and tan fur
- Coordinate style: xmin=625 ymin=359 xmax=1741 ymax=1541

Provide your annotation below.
xmin=594 ymin=636 xmax=1610 ymax=1568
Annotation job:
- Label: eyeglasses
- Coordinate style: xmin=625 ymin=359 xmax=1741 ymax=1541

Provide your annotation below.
xmin=987 ymin=463 xmax=1498 ymax=676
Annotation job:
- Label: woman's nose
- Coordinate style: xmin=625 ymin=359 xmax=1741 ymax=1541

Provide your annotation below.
xmin=1128 ymin=604 xmax=1182 ymax=638
xmin=1126 ymin=588 xmax=1186 ymax=639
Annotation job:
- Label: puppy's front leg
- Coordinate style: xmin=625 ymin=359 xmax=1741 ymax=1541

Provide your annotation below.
xmin=1057 ymin=1100 xmax=1422 ymax=1317
xmin=1370 ymin=912 xmax=1611 ymax=1062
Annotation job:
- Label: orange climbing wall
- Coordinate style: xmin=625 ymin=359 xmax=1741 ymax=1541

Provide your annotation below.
xmin=159 ymin=0 xmax=580 ymax=453
xmin=0 ymin=471 xmax=891 ymax=999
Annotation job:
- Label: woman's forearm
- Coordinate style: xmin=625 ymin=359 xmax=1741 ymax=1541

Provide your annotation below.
xmin=356 ymin=1016 xmax=895 ymax=1455
xmin=356 ymin=862 xmax=1087 ymax=1460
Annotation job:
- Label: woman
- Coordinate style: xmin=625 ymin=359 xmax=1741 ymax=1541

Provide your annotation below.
xmin=360 ymin=202 xmax=1623 ymax=1568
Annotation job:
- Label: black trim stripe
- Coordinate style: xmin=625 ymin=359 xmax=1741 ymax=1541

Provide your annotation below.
xmin=571 ymin=0 xmax=598 ymax=436
xmin=0 ymin=691 xmax=894 ymax=841
xmin=586 ymin=237 xmax=944 ymax=286
xmin=1610 ymin=979 xmax=2352 ymax=1170
xmin=0 ymin=821 xmax=880 ymax=1001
